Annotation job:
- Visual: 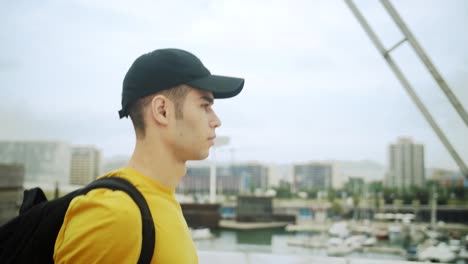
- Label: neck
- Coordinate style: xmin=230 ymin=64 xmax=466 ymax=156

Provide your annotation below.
xmin=126 ymin=136 xmax=186 ymax=190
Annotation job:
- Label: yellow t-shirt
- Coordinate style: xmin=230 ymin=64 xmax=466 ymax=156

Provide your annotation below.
xmin=54 ymin=168 xmax=198 ymax=264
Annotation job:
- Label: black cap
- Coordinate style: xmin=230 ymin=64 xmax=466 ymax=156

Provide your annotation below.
xmin=119 ymin=48 xmax=244 ymax=118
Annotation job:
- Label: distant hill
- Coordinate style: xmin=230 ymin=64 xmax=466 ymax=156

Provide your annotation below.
xmin=267 ymin=160 xmax=385 ymax=188
xmin=327 ymin=160 xmax=385 ymax=188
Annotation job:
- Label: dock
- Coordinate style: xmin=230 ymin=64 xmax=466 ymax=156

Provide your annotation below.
xmin=198 ymin=251 xmax=424 ymax=264
xmin=219 ymin=220 xmax=290 ymax=230
xmin=285 ymin=222 xmax=331 ymax=232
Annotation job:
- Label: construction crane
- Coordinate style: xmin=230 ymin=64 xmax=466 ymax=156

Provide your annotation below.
xmin=345 ymin=0 xmax=468 ymax=178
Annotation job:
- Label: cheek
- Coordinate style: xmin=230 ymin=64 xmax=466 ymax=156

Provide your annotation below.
xmin=187 ymin=112 xmax=209 ymax=130
xmin=176 ymin=109 xmax=210 ymax=138
xmin=175 ymin=118 xmax=203 ymax=141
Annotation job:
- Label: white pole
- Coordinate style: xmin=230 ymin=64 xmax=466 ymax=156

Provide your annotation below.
xmin=209 ymin=136 xmax=230 ymax=204
xmin=431 ymin=185 xmax=437 ymax=229
xmin=209 ymin=149 xmax=217 ymax=204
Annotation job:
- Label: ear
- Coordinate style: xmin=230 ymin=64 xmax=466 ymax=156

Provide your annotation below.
xmin=150 ymin=95 xmax=171 ymax=126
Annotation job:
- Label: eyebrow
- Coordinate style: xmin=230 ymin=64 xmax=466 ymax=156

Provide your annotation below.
xmin=200 ymin=95 xmax=214 ymax=104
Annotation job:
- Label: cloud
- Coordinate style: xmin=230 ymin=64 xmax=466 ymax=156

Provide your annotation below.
xmin=1 ymin=0 xmax=467 ymax=171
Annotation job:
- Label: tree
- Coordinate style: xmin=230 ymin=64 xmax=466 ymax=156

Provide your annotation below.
xmin=331 ymin=201 xmax=343 ymax=217
xmin=451 ymin=186 xmax=466 ymax=200
xmin=327 ymin=188 xmax=337 ymax=203
xmin=383 ymin=187 xmax=396 ymax=204
xmin=305 ymin=188 xmax=319 ymax=199
xmin=414 ymin=187 xmax=429 ymax=205
xmin=369 ymin=181 xmax=383 ymax=210
xmin=274 ymin=183 xmax=292 ymax=199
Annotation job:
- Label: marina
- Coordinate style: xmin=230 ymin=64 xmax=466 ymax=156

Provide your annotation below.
xmin=184 ymin=192 xmax=468 ymax=263
xmin=192 ymin=220 xmax=468 ymax=263
xmin=198 ymin=251 xmax=427 ymax=264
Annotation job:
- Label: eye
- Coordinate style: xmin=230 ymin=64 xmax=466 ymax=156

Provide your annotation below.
xmin=202 ymin=104 xmax=213 ymax=112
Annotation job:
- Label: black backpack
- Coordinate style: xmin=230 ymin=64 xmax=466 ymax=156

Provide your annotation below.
xmin=0 ymin=177 xmax=155 ymax=264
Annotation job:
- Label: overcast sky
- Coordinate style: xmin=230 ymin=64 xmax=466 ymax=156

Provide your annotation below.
xmin=1 ymin=0 xmax=467 ymax=171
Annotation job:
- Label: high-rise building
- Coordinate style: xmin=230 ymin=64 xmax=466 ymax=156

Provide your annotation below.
xmin=0 ymin=141 xmax=71 ymax=185
xmin=385 ymin=137 xmax=425 ymax=191
xmin=70 ymin=146 xmax=102 ymax=185
xmin=0 ymin=163 xmax=25 ymax=225
xmin=293 ymin=162 xmax=333 ymax=191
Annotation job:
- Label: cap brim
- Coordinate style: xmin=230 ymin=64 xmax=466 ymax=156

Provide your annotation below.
xmin=186 ymin=75 xmax=244 ymax=99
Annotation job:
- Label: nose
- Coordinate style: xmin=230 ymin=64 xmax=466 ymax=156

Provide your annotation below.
xmin=210 ymin=111 xmax=221 ymax=128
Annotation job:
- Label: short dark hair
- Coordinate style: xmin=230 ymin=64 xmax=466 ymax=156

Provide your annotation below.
xmin=128 ymin=85 xmax=190 ymax=138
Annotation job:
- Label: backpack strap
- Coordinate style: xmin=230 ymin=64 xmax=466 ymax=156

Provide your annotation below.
xmin=20 ymin=187 xmax=48 ymax=214
xmin=81 ymin=177 xmax=155 ymax=264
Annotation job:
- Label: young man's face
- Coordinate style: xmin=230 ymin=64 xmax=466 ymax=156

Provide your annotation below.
xmin=170 ymin=87 xmax=221 ymax=161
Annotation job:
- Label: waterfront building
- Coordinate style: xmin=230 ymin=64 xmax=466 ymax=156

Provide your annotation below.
xmin=179 ymin=162 xmax=270 ymax=195
xmin=0 ymin=141 xmax=71 ymax=185
xmin=236 ymin=196 xmax=273 ymax=222
xmin=293 ymin=162 xmax=333 ymax=191
xmin=0 ymin=163 xmax=24 ymax=225
xmin=230 ymin=163 xmax=269 ymax=191
xmin=69 ymin=145 xmax=102 ymax=185
xmin=178 ymin=165 xmax=211 ymax=194
xmin=429 ymin=168 xmax=465 ymax=188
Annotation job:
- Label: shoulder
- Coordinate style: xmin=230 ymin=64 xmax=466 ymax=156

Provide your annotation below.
xmin=66 ymin=188 xmax=142 ymax=229
xmin=54 ymin=188 xmax=142 ymax=263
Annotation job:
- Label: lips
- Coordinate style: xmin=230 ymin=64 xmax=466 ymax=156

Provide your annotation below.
xmin=208 ymin=136 xmax=216 ymax=141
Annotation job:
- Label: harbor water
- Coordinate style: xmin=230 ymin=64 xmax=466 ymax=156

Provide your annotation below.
xmin=194 ymin=228 xmax=407 ymax=261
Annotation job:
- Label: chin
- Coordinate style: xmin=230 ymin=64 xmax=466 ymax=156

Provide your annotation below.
xmin=188 ymin=151 xmax=209 ymax=161
xmin=198 ymin=152 xmax=210 ymax=160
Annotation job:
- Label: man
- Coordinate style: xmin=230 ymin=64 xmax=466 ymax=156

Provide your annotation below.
xmin=53 ymin=48 xmax=244 ymax=263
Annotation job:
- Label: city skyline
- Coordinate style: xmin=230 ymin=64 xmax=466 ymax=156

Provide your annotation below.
xmin=1 ymin=0 xmax=467 ymax=171
xmin=0 ymin=138 xmax=462 ymax=182
xmin=0 ymin=138 xmax=463 ymax=195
